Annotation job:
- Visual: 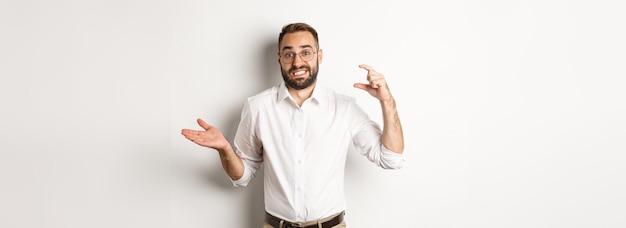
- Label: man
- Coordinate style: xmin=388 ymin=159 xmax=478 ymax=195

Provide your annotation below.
xmin=181 ymin=22 xmax=405 ymax=228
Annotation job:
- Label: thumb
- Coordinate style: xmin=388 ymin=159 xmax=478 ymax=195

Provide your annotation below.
xmin=196 ymin=118 xmax=211 ymax=130
xmin=353 ymin=83 xmax=370 ymax=91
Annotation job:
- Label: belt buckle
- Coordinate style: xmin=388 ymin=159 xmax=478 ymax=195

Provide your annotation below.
xmin=282 ymin=222 xmax=302 ymax=228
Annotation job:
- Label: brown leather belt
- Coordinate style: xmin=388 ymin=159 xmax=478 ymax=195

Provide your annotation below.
xmin=265 ymin=211 xmax=344 ymax=228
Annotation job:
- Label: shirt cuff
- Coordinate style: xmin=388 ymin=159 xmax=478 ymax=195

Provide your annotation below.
xmin=380 ymin=145 xmax=405 ymax=169
xmin=230 ymin=165 xmax=252 ymax=187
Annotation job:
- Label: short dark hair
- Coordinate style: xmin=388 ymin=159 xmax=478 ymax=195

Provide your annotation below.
xmin=278 ymin=22 xmax=319 ymax=50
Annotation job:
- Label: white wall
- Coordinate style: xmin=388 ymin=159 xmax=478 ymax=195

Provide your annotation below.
xmin=1 ymin=0 xmax=625 ymax=227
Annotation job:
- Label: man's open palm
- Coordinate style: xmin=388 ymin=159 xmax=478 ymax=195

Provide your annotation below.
xmin=181 ymin=118 xmax=229 ymax=151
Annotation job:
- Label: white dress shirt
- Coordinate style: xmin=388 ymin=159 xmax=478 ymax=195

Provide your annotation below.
xmin=231 ymin=82 xmax=405 ymax=222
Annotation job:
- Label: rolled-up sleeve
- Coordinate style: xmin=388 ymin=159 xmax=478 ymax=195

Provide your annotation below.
xmin=231 ymin=160 xmax=256 ymax=187
xmin=349 ymin=102 xmax=405 ymax=170
xmin=378 ymin=145 xmax=405 ymax=169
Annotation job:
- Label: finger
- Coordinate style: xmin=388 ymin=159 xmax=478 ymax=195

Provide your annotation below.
xmin=182 ymin=132 xmax=197 ymax=141
xmin=181 ymin=129 xmax=195 ymax=136
xmin=370 ymin=78 xmax=386 ymax=89
xmin=181 ymin=129 xmax=201 ymax=137
xmin=189 ymin=137 xmax=206 ymax=146
xmin=367 ymin=71 xmax=383 ymax=80
xmin=358 ymin=64 xmax=375 ymax=72
xmin=353 ymin=83 xmax=371 ymax=91
xmin=197 ymin=118 xmax=211 ymax=130
xmin=367 ymin=79 xmax=378 ymax=89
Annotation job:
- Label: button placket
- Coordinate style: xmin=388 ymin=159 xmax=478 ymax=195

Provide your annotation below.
xmin=293 ymin=108 xmax=306 ymax=220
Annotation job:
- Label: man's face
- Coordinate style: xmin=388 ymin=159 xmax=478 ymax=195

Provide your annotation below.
xmin=278 ymin=31 xmax=323 ymax=90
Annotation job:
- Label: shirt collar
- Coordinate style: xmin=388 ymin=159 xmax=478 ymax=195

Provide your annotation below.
xmin=277 ymin=82 xmax=328 ymax=106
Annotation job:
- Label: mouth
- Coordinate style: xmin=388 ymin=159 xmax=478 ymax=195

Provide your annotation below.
xmin=290 ymin=69 xmax=309 ymax=79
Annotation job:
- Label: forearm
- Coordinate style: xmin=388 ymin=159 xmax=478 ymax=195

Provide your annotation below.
xmin=380 ymin=97 xmax=404 ymax=154
xmin=217 ymin=144 xmax=245 ymax=180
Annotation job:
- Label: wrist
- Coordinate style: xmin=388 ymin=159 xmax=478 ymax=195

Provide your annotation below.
xmin=379 ymin=96 xmax=395 ymax=106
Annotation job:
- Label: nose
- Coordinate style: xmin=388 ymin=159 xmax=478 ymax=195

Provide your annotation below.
xmin=291 ymin=53 xmax=306 ymax=67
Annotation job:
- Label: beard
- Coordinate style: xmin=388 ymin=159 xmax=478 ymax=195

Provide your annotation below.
xmin=281 ymin=62 xmax=319 ymax=90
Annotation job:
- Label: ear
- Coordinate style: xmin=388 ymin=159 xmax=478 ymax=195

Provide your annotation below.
xmin=317 ymin=49 xmax=323 ymax=64
xmin=277 ymin=52 xmax=282 ymax=64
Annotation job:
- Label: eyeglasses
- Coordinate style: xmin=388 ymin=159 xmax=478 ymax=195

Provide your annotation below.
xmin=280 ymin=49 xmax=317 ymax=64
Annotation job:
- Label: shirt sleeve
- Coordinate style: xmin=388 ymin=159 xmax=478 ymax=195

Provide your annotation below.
xmin=230 ymin=100 xmax=263 ymax=187
xmin=349 ymin=101 xmax=405 ymax=170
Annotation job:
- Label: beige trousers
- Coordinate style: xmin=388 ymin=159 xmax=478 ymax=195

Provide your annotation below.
xmin=262 ymin=220 xmax=346 ymax=228
xmin=262 ymin=211 xmax=347 ymax=228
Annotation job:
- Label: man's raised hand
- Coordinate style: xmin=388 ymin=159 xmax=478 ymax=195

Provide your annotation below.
xmin=353 ymin=64 xmax=393 ymax=102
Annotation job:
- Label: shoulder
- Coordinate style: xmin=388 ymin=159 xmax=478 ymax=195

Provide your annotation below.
xmin=245 ymin=85 xmax=280 ymax=106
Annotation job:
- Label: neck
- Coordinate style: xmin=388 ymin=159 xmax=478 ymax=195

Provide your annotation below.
xmin=287 ymin=82 xmax=316 ymax=107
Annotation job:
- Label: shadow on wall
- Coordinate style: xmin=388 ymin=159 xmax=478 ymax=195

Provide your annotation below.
xmin=217 ymin=39 xmax=281 ymax=227
xmin=242 ymin=38 xmax=281 ymax=228
xmin=194 ymin=37 xmax=280 ymax=227
xmin=260 ymin=37 xmax=283 ymax=93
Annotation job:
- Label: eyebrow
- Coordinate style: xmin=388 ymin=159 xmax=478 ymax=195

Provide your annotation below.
xmin=281 ymin=44 xmax=314 ymax=52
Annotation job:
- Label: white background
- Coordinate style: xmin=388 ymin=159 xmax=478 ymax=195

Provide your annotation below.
xmin=1 ymin=0 xmax=625 ymax=227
